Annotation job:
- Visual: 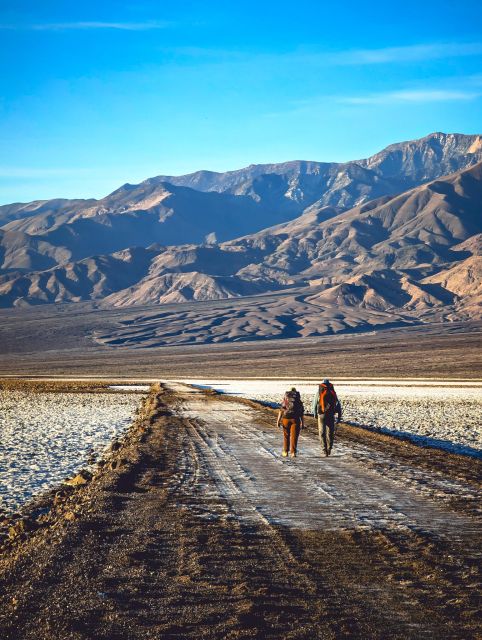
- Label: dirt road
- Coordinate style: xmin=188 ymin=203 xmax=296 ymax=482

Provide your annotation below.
xmin=0 ymin=384 xmax=480 ymax=639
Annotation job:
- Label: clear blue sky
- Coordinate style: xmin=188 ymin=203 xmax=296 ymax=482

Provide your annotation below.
xmin=1 ymin=0 xmax=482 ymax=204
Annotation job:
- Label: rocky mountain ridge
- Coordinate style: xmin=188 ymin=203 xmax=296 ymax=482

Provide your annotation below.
xmin=1 ymin=132 xmax=481 ymax=275
xmin=1 ymin=161 xmax=480 ymax=335
xmin=0 ymin=132 xmax=480 ymax=343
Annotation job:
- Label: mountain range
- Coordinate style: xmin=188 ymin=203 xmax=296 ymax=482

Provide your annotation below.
xmin=0 ymin=131 xmax=481 ymax=344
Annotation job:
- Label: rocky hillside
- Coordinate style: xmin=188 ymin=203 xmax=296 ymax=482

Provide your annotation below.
xmin=0 ymin=184 xmax=294 ymax=272
xmin=1 ymin=161 xmax=480 ymax=337
xmin=0 ymin=132 xmax=480 ymax=342
xmin=154 ymin=131 xmax=482 ymax=209
xmin=1 ymin=132 xmax=481 ymax=276
xmin=102 ymin=161 xmax=482 ymax=315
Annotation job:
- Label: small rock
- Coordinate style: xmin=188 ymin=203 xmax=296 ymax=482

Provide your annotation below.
xmin=8 ymin=521 xmax=24 ymax=539
xmin=64 ymin=470 xmax=93 ymax=487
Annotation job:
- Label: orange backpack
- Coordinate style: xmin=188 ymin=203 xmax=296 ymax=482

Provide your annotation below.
xmin=318 ymin=383 xmax=338 ymax=414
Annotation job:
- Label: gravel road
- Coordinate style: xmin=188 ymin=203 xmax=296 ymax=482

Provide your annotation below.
xmin=0 ymin=383 xmax=480 ymax=639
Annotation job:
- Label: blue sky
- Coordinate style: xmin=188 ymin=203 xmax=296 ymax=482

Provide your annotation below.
xmin=1 ymin=0 xmax=482 ymax=204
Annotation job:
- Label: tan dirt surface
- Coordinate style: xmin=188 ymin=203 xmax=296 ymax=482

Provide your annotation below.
xmin=0 ymin=384 xmax=480 ymax=639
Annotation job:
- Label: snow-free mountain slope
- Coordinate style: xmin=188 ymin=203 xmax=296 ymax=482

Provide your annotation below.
xmin=0 ymin=183 xmax=299 ymax=272
xmin=156 ymin=132 xmax=482 ymax=208
xmin=226 ymin=160 xmax=482 ymax=281
xmin=0 ymin=198 xmax=96 ymax=228
xmin=1 ymin=161 xmax=481 ymax=338
xmin=1 ymin=132 xmax=481 ymax=277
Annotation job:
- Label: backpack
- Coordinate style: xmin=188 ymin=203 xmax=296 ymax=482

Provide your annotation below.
xmin=283 ymin=390 xmax=304 ymax=419
xmin=318 ymin=384 xmax=337 ymax=414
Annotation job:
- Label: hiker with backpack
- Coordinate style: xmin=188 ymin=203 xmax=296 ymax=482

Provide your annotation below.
xmin=312 ymin=379 xmax=342 ymax=457
xmin=277 ymin=387 xmax=304 ymax=458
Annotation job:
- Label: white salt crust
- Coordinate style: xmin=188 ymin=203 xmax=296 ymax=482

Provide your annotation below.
xmin=0 ymin=391 xmax=143 ymax=513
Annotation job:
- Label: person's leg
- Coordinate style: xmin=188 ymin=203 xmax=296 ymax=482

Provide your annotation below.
xmin=282 ymin=419 xmax=289 ymax=456
xmin=290 ymin=420 xmax=300 ymax=455
xmin=317 ymin=414 xmax=324 ymax=452
xmin=327 ymin=415 xmax=335 ymax=455
xmin=321 ymin=415 xmax=330 ymax=455
xmin=294 ymin=420 xmax=301 ymax=453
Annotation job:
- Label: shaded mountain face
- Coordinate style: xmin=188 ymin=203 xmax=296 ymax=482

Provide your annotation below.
xmin=0 ymin=172 xmax=304 ymax=274
xmin=1 ymin=132 xmax=481 ymax=277
xmin=1 ymin=161 xmax=481 ymax=342
xmin=0 ymin=183 xmax=302 ymax=272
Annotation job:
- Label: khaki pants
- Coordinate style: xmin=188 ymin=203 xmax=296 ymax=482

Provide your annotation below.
xmin=282 ymin=418 xmax=301 ymax=454
xmin=318 ymin=413 xmax=335 ymax=455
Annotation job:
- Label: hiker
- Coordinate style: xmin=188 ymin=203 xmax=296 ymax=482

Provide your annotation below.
xmin=277 ymin=387 xmax=304 ymax=458
xmin=312 ymin=379 xmax=342 ymax=456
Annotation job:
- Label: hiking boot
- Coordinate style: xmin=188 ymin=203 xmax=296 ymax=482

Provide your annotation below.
xmin=282 ymin=451 xmax=288 ymax=457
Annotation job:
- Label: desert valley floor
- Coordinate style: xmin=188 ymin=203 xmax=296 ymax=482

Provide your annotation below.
xmin=0 ymin=301 xmax=481 ymax=379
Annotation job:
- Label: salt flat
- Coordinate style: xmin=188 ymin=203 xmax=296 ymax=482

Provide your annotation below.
xmin=0 ymin=390 xmax=144 ymax=513
xmin=175 ymin=378 xmax=482 ymax=456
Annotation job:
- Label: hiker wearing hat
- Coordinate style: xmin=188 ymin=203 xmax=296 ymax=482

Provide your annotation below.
xmin=312 ymin=379 xmax=342 ymax=456
xmin=277 ymin=387 xmax=304 ymax=458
